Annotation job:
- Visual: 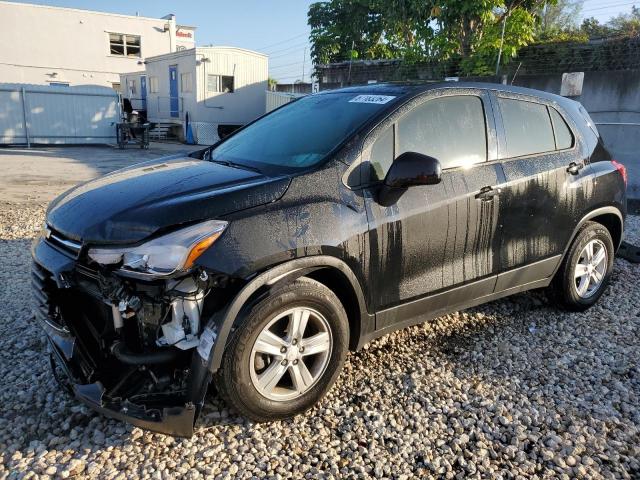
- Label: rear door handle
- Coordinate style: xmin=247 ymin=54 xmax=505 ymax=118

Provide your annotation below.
xmin=567 ymin=162 xmax=584 ymax=175
xmin=475 ymin=186 xmax=501 ymax=201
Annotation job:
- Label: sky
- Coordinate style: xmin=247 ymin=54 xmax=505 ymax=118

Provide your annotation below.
xmin=9 ymin=0 xmax=637 ymax=83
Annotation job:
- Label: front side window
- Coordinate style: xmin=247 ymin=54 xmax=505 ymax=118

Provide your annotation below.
xmin=207 ymin=75 xmax=234 ymax=93
xmin=499 ymin=98 xmax=555 ymax=158
xmin=368 ymin=126 xmax=394 ymax=181
xmin=397 ymin=95 xmax=487 ymax=170
xmin=109 ymin=33 xmax=141 ymax=57
xmin=210 ymin=92 xmax=393 ymax=174
xmin=127 ymin=79 xmax=137 ymax=96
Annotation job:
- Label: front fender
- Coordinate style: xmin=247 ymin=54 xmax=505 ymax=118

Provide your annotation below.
xmin=197 ymin=255 xmax=368 ymax=373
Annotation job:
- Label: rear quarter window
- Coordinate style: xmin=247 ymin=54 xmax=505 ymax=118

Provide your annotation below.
xmin=549 ymin=108 xmax=574 ymax=150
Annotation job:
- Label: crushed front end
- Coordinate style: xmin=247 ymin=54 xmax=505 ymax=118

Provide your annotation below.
xmin=31 ymin=223 xmax=234 ymax=437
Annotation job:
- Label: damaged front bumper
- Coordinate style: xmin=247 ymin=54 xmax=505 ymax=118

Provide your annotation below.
xmin=32 ymin=236 xmax=216 ymax=437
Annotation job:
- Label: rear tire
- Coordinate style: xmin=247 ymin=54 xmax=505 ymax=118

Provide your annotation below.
xmin=216 ymin=278 xmax=349 ymax=421
xmin=553 ymin=221 xmax=614 ymax=311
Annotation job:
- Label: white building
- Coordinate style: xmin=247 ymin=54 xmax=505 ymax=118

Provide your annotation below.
xmin=0 ymin=1 xmax=195 ymax=89
xmin=125 ymin=47 xmax=268 ymax=144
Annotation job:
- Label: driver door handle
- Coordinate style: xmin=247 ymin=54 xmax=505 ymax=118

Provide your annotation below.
xmin=567 ymin=162 xmax=584 ymax=175
xmin=475 ymin=186 xmax=501 ymax=201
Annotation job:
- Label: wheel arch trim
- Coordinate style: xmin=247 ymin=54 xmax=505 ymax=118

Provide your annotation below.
xmin=554 ymin=205 xmax=624 ymax=278
xmin=575 ymin=205 xmax=624 ymax=249
xmin=203 ymin=255 xmax=368 ymax=373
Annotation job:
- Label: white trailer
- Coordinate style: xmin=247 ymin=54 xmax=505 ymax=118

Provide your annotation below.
xmin=142 ymin=47 xmax=268 ymax=144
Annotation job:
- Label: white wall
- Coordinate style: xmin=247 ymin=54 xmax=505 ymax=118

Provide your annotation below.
xmin=0 ymin=83 xmax=120 ymax=145
xmin=266 ymin=91 xmax=305 ymax=113
xmin=144 ymin=47 xmax=268 ymax=127
xmin=0 ymin=2 xmax=192 ymax=87
xmin=195 ymin=47 xmax=268 ymax=125
xmin=144 ymin=50 xmax=197 ymax=122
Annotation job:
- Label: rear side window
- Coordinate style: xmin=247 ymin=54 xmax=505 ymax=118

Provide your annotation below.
xmin=499 ymin=98 xmax=555 ymax=157
xmin=549 ymin=108 xmax=574 ymax=150
xmin=397 ymin=96 xmax=487 ymax=170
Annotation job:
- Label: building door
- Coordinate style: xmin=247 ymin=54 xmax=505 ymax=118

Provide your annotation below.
xmin=169 ymin=65 xmax=179 ymax=118
xmin=140 ymin=76 xmax=147 ymax=111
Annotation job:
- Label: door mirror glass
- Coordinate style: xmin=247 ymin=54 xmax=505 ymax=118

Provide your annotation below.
xmin=384 ymin=151 xmax=442 ymax=188
xmin=379 ymin=152 xmax=442 ymax=205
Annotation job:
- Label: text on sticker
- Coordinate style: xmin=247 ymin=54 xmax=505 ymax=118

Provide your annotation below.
xmin=349 ymin=95 xmax=396 ymax=105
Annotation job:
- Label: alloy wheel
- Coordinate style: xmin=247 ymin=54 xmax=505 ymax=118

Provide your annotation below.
xmin=249 ymin=307 xmax=332 ymax=401
xmin=574 ymin=239 xmax=608 ymax=298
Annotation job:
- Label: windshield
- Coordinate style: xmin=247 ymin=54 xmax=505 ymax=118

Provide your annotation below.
xmin=209 ymin=92 xmax=397 ymax=174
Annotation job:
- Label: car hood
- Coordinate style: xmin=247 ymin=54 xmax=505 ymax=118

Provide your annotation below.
xmin=46 ymin=155 xmax=291 ymax=244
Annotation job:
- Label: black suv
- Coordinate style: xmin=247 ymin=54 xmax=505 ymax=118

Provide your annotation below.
xmin=32 ymin=83 xmax=627 ymax=436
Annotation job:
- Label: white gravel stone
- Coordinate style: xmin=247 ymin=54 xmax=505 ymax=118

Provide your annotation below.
xmin=0 ymin=203 xmax=639 ymax=479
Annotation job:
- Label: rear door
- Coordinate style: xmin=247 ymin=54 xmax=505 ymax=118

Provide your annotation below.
xmin=362 ymin=89 xmax=503 ymax=329
xmin=491 ymin=91 xmax=592 ymax=287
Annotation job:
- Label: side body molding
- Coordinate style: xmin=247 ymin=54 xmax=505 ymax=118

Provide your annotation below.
xmin=203 ymin=255 xmax=370 ymax=373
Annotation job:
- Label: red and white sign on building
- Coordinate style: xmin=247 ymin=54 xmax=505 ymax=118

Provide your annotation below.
xmin=176 ymin=26 xmax=196 ymax=50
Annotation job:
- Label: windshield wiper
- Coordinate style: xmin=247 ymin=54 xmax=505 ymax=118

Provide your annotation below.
xmin=208 ymin=158 xmax=262 ymax=174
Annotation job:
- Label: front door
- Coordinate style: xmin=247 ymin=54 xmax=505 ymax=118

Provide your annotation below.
xmin=169 ymin=65 xmax=179 ymax=118
xmin=362 ymin=90 xmax=502 ymax=330
xmin=491 ymin=92 xmax=592 ymax=285
xmin=140 ymin=75 xmax=147 ymax=111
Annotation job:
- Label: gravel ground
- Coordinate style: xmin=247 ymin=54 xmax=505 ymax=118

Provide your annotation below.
xmin=1 ymin=203 xmax=639 ymax=479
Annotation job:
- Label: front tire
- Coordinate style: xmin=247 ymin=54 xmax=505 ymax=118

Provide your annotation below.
xmin=553 ymin=221 xmax=614 ymax=311
xmin=216 ymin=278 xmax=349 ymax=421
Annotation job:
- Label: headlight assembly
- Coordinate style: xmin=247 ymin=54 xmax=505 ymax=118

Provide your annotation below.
xmin=87 ymin=220 xmax=227 ymax=277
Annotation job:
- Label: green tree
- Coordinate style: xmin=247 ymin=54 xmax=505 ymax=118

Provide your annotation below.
xmin=537 ymin=0 xmax=583 ymax=39
xmin=581 ymin=6 xmax=640 ymax=39
xmin=608 ymin=6 xmax=640 ymax=37
xmin=308 ymin=0 xmax=553 ymax=75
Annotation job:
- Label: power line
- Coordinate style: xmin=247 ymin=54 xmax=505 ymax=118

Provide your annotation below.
xmin=263 ymin=40 xmax=310 ymax=56
xmin=269 ymin=59 xmax=308 ymax=71
xmin=582 ymin=1 xmax=637 ymax=14
xmin=269 ymin=46 xmax=309 ymax=60
xmin=256 ymin=32 xmax=308 ymax=51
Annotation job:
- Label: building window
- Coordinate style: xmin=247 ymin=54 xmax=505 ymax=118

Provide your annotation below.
xmin=207 ymin=75 xmax=234 ymax=93
xmin=149 ymin=76 xmax=159 ymax=93
xmin=127 ymin=79 xmax=137 ymax=96
xmin=181 ymin=72 xmax=192 ymax=93
xmin=109 ymin=33 xmax=141 ymax=57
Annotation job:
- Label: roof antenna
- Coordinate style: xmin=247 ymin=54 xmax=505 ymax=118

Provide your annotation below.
xmin=511 ymin=61 xmax=522 ymax=85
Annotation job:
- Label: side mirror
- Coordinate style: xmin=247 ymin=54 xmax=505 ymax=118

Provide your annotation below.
xmin=379 ymin=152 xmax=442 ymax=205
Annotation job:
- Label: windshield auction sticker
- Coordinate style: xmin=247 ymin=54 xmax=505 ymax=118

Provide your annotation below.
xmin=349 ymin=94 xmax=396 ymax=104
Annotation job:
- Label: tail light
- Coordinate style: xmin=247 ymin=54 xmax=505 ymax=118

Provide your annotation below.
xmin=611 ymin=160 xmax=627 ymax=186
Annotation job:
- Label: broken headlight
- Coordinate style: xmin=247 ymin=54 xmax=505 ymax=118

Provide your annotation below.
xmin=87 ymin=220 xmax=227 ymax=277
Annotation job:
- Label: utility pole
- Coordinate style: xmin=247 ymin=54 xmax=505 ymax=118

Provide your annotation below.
xmin=347 ymin=40 xmax=355 ymax=85
xmin=301 ymin=46 xmax=306 ymax=85
xmin=496 ymin=10 xmax=508 ymax=76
